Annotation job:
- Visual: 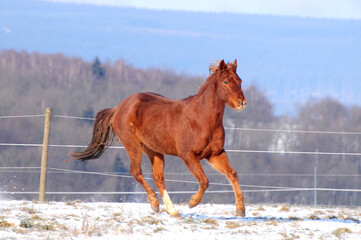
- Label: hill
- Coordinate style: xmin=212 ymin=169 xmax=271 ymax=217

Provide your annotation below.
xmin=1 ymin=0 xmax=361 ymax=115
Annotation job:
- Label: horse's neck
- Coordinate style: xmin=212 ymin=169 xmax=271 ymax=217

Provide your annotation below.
xmin=191 ymin=78 xmax=225 ymax=128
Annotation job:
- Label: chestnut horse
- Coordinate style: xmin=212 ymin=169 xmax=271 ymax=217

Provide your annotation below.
xmin=69 ymin=59 xmax=246 ymax=217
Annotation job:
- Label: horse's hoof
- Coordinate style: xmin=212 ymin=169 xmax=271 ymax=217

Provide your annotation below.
xmin=170 ymin=212 xmax=182 ymax=219
xmin=151 ymin=204 xmax=160 ymax=213
xmin=188 ymin=197 xmax=200 ymax=208
xmin=236 ymin=209 xmax=246 ymax=217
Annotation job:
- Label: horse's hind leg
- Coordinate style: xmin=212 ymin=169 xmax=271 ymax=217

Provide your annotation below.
xmin=125 ymin=143 xmax=160 ymax=213
xmin=144 ymin=147 xmax=179 ymax=217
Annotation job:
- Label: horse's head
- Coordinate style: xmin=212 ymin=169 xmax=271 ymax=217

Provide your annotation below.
xmin=211 ymin=59 xmax=246 ymax=111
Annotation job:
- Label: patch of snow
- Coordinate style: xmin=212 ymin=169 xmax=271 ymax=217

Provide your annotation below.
xmin=0 ymin=201 xmax=360 ymax=239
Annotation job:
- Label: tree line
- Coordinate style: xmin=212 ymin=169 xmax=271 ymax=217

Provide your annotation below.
xmin=0 ymin=50 xmax=360 ymax=205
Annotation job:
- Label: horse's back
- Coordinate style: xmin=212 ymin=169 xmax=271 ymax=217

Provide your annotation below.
xmin=121 ymin=92 xmax=178 ymax=114
xmin=112 ymin=92 xmax=182 ymax=155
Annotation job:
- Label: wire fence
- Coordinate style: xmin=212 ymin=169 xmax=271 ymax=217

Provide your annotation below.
xmin=2 ymin=142 xmax=361 ymax=156
xmin=1 ymin=166 xmax=360 ymax=196
xmin=1 ymin=114 xmax=361 ymax=155
xmin=1 ymin=112 xmax=361 ymax=204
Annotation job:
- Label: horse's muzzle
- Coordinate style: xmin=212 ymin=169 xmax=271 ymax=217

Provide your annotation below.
xmin=237 ymin=98 xmax=246 ymax=110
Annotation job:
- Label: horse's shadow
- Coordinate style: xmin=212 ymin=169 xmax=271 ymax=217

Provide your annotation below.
xmin=180 ymin=213 xmax=361 ymax=224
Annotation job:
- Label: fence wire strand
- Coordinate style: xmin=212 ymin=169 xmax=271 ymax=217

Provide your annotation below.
xmin=0 ymin=114 xmax=45 ymax=119
xmin=1 ymin=167 xmax=359 ymax=177
xmin=2 ymin=187 xmax=361 ymax=195
xmin=1 ymin=142 xmax=361 ymax=156
xmin=3 ymin=113 xmax=361 ymax=135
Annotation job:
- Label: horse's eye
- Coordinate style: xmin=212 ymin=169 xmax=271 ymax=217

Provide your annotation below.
xmin=224 ymin=81 xmax=229 ymax=84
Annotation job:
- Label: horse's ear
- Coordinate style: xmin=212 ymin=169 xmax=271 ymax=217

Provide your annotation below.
xmin=219 ymin=59 xmax=226 ymax=70
xmin=232 ymin=59 xmax=237 ymax=71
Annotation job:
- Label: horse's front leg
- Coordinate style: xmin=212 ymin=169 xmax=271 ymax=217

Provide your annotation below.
xmin=207 ymin=150 xmax=245 ymax=217
xmin=181 ymin=154 xmax=209 ymax=208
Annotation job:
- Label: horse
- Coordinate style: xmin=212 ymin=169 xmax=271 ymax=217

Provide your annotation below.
xmin=69 ymin=59 xmax=247 ymax=217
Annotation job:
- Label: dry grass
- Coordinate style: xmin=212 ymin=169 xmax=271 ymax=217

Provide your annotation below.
xmin=307 ymin=214 xmax=320 ymax=220
xmin=279 ymin=205 xmax=290 ymax=212
xmin=233 ymin=229 xmax=251 ymax=235
xmin=111 ymin=212 xmax=124 ymax=222
xmin=332 ymin=228 xmax=351 ymax=239
xmin=65 ymin=213 xmax=80 ymax=221
xmin=256 ymin=206 xmax=266 ymax=211
xmin=225 ymin=221 xmax=240 ymax=229
xmin=0 ymin=220 xmax=14 ymax=228
xmin=252 ymin=211 xmax=260 ymax=216
xmin=281 ymin=232 xmax=300 ymax=240
xmin=19 ymin=219 xmax=33 ymax=229
xmin=66 ymin=200 xmax=82 ymax=206
xmin=265 ymin=220 xmax=278 ymax=226
xmin=13 ymin=228 xmax=27 ymax=235
xmin=202 ymin=218 xmax=218 ymax=226
xmin=80 ymin=213 xmax=101 ymax=237
xmin=154 ymin=227 xmax=166 ymax=233
xmin=313 ymin=210 xmax=325 ymax=215
xmin=200 ymin=218 xmax=219 ymax=230
xmin=141 ymin=216 xmax=163 ymax=225
xmin=19 ymin=204 xmax=36 ymax=215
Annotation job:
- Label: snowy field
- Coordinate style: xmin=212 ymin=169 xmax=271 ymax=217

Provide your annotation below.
xmin=0 ymin=200 xmax=360 ymax=239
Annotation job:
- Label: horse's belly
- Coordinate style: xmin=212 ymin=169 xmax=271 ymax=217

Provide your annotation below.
xmin=135 ymin=122 xmax=178 ymax=156
xmin=143 ymin=136 xmax=178 ymax=156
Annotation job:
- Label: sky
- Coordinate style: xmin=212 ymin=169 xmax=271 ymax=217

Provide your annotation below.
xmin=45 ymin=0 xmax=361 ymax=20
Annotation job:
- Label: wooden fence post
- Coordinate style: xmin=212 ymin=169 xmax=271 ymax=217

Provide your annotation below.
xmin=39 ymin=107 xmax=52 ymax=202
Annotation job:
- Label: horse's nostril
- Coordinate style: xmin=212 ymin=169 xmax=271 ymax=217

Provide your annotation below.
xmin=238 ymin=98 xmax=246 ymax=106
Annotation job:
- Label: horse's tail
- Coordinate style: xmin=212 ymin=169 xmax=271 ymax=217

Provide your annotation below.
xmin=68 ymin=108 xmax=116 ymax=162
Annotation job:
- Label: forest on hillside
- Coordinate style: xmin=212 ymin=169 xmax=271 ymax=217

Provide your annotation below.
xmin=0 ymin=50 xmax=360 ymax=206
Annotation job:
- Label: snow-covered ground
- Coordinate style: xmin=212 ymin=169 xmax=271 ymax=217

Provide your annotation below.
xmin=0 ymin=200 xmax=360 ymax=239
